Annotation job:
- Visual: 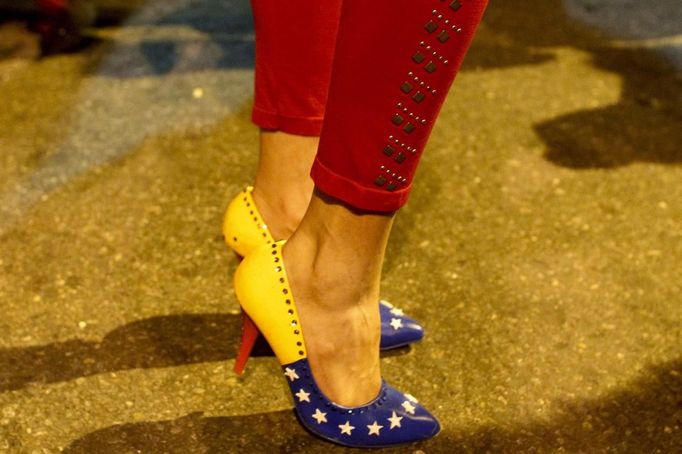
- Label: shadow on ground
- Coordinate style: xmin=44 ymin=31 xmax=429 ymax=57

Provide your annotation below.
xmin=63 ymin=359 xmax=681 ymax=453
xmin=536 ymin=47 xmax=681 ymax=168
xmin=0 ymin=314 xmax=241 ymax=392
xmin=0 ymin=313 xmax=408 ymax=392
xmin=476 ymin=0 xmax=682 ymax=169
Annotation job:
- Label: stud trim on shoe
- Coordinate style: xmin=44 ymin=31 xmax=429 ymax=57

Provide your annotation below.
xmin=223 ymin=186 xmax=275 ymax=257
xmin=233 ymin=242 xmax=440 ymax=447
xmin=234 ymin=242 xmax=307 ymax=365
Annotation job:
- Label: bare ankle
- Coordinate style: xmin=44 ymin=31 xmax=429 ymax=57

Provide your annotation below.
xmin=282 ymin=190 xmax=394 ymax=300
xmin=250 ymin=130 xmax=317 ymax=239
xmin=251 ymin=186 xmax=307 ymax=239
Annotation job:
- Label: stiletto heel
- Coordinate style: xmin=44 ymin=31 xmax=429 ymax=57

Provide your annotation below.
xmin=224 ymin=186 xmax=425 ymax=350
xmin=234 ymin=242 xmax=440 ymax=447
xmin=234 ymin=311 xmax=260 ymax=375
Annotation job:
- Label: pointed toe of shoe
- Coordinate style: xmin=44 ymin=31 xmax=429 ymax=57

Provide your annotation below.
xmin=416 ymin=405 xmax=441 ymax=439
xmin=379 ymin=300 xmax=425 ymax=350
xmin=385 ymin=391 xmax=441 ymax=445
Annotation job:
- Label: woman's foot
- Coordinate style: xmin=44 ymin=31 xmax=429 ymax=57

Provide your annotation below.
xmin=251 ymin=130 xmax=317 ymax=240
xmin=233 ymin=238 xmax=440 ymax=447
xmin=281 ymin=191 xmax=394 ymax=406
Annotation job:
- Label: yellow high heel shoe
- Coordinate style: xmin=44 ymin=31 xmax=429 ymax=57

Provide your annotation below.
xmin=233 ymin=241 xmax=440 ymax=447
xmin=224 ymin=186 xmax=425 ymax=350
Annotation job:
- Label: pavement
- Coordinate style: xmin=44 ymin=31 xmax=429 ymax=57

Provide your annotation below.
xmin=0 ymin=0 xmax=680 ymax=452
xmin=564 ymin=0 xmax=682 ymax=70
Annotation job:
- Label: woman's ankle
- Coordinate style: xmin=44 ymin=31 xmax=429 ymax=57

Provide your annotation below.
xmin=251 ymin=130 xmax=318 ymax=239
xmin=282 ymin=236 xmax=378 ymax=309
xmin=284 ymin=190 xmax=395 ymax=306
xmin=251 ymin=185 xmax=308 ymax=240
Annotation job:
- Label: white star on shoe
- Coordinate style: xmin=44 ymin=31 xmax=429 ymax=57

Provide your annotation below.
xmin=401 ymin=400 xmax=416 ymax=414
xmin=388 ymin=411 xmax=403 ymax=429
xmin=284 ymin=367 xmax=299 ymax=381
xmin=312 ymin=408 xmax=327 ymax=424
xmin=404 ymin=393 xmax=418 ymax=403
xmin=390 ymin=307 xmax=404 ymax=316
xmin=367 ymin=421 xmax=383 ymax=436
xmin=339 ymin=421 xmax=355 ymax=435
xmin=389 ymin=318 xmax=403 ymax=330
xmin=295 ymin=388 xmax=311 ymax=403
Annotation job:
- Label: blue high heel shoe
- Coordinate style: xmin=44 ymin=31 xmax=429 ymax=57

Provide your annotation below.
xmin=224 ymin=186 xmax=425 ymax=351
xmin=234 ymin=242 xmax=441 ymax=447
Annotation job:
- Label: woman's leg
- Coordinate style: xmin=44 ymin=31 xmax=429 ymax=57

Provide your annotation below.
xmin=249 ymin=1 xmax=342 ymax=240
xmin=284 ymin=0 xmax=489 ymax=405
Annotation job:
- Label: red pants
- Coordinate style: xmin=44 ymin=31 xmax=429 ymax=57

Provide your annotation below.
xmin=35 ymin=0 xmax=69 ymax=14
xmin=252 ymin=0 xmax=489 ymax=212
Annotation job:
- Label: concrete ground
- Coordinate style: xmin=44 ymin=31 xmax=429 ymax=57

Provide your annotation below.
xmin=564 ymin=0 xmax=682 ymax=70
xmin=0 ymin=0 xmax=680 ymax=452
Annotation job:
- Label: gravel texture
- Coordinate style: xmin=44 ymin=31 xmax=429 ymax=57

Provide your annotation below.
xmin=0 ymin=0 xmax=680 ymax=452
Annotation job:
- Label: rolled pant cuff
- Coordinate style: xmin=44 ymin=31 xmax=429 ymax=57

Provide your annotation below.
xmin=252 ymin=107 xmax=324 ymax=136
xmin=311 ymin=158 xmax=410 ymax=213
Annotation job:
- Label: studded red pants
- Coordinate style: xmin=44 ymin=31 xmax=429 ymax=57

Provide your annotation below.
xmin=251 ymin=0 xmax=489 ymax=212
